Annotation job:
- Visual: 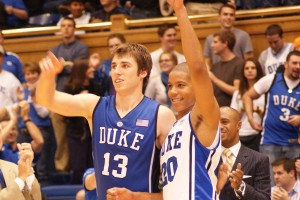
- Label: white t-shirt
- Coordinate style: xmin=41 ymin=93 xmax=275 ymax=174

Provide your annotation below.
xmin=0 ymin=70 xmax=21 ymax=109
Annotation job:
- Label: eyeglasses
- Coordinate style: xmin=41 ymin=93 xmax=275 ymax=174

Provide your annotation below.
xmin=159 ymin=59 xmax=171 ymax=63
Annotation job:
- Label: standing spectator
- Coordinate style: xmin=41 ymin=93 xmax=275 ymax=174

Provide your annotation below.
xmin=150 ymin=23 xmax=185 ymax=79
xmin=90 ymin=0 xmax=129 ymax=22
xmin=16 ymin=62 xmax=56 ymax=186
xmin=204 ymin=4 xmax=253 ymax=69
xmin=219 ymin=107 xmax=270 ymax=200
xmin=209 ymin=30 xmax=243 ymax=107
xmin=243 ymin=50 xmax=300 ymax=186
xmin=0 ymin=45 xmax=21 ymax=109
xmin=271 ymin=157 xmax=300 ymax=200
xmin=0 ymin=30 xmax=25 ymax=83
xmin=93 ymin=33 xmax=126 ymax=95
xmin=50 ymin=16 xmax=89 ymax=172
xmin=57 ymin=0 xmax=91 ymax=35
xmin=145 ymin=51 xmax=177 ymax=107
xmin=0 ymin=0 xmax=28 ymax=28
xmin=64 ymin=58 xmax=102 ymax=184
xmin=230 ymin=58 xmax=264 ymax=151
xmin=259 ymin=24 xmax=293 ymax=75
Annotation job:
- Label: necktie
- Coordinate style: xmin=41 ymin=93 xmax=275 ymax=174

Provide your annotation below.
xmin=223 ymin=148 xmax=234 ymax=176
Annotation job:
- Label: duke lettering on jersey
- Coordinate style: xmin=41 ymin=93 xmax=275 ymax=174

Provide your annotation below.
xmin=92 ymin=96 xmax=160 ymax=200
xmin=98 ymin=127 xmax=144 ymax=151
xmin=267 ymin=62 xmax=283 ymax=74
xmin=273 ymin=95 xmax=300 ymax=111
xmin=161 ymin=131 xmax=182 ymax=156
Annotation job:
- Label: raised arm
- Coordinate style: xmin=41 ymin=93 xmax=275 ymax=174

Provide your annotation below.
xmin=36 ymin=52 xmax=99 ymax=121
xmin=170 ymin=0 xmax=220 ymax=146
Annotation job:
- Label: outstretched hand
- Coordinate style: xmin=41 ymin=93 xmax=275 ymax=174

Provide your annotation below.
xmin=107 ymin=187 xmax=134 ymax=200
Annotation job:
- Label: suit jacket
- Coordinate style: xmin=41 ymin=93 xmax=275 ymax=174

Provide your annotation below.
xmin=0 ymin=160 xmax=41 ymax=200
xmin=220 ymin=145 xmax=271 ymax=200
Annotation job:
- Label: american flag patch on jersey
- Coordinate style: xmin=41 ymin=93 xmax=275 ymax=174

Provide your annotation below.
xmin=136 ymin=119 xmax=149 ymax=127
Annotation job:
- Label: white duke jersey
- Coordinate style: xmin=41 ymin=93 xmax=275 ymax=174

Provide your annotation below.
xmin=161 ymin=113 xmax=221 ymax=200
xmin=92 ymin=96 xmax=160 ymax=200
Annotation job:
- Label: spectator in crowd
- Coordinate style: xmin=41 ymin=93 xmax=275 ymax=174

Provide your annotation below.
xmin=204 ymin=4 xmax=253 ymax=69
xmin=0 ymin=0 xmax=28 ymax=28
xmin=16 ymin=62 xmax=56 ymax=186
xmin=184 ymin=0 xmax=225 ymax=15
xmin=90 ymin=0 xmax=129 ymax=22
xmin=43 ymin=0 xmax=67 ymax=14
xmin=57 ymin=0 xmax=91 ymax=35
xmin=0 ymin=140 xmax=41 ymax=199
xmin=145 ymin=51 xmax=177 ymax=108
xmin=75 ymin=168 xmax=96 ymax=200
xmin=219 ymin=106 xmax=270 ymax=200
xmin=230 ymin=58 xmax=264 ymax=151
xmin=63 ymin=58 xmax=102 ymax=184
xmin=120 ymin=0 xmax=161 ymax=19
xmin=93 ymin=32 xmax=126 ymax=96
xmin=259 ymin=24 xmax=293 ymax=75
xmin=261 ymin=0 xmax=300 ymax=7
xmin=271 ymin=157 xmax=300 ymax=200
xmin=0 ymin=103 xmax=44 ymax=163
xmin=150 ymin=23 xmax=185 ymax=79
xmin=243 ymin=50 xmax=300 ymax=186
xmin=209 ymin=30 xmax=243 ymax=107
xmin=293 ymin=36 xmax=300 ymax=51
xmin=0 ymin=30 xmax=25 ymax=83
xmin=0 ymin=45 xmax=21 ymax=109
xmin=50 ymin=16 xmax=89 ymax=172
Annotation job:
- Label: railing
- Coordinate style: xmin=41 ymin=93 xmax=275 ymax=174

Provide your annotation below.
xmin=2 ymin=5 xmax=300 ymax=38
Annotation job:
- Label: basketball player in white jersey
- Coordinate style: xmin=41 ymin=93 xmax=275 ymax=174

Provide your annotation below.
xmin=107 ymin=0 xmax=222 ymax=199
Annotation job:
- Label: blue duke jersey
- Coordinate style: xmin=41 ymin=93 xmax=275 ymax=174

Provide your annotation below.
xmin=161 ymin=113 xmax=221 ymax=200
xmin=262 ymin=72 xmax=300 ymax=146
xmin=92 ymin=96 xmax=160 ymax=200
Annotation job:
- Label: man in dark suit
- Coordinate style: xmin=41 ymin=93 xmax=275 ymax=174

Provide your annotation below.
xmin=219 ymin=106 xmax=271 ymax=200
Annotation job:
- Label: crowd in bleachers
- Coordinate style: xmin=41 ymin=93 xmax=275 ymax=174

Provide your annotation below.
xmin=0 ymin=1 xmax=300 ymax=200
xmin=1 ymin=0 xmax=300 ymax=29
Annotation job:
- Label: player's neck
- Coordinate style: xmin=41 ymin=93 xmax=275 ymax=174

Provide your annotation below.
xmin=115 ymin=93 xmax=144 ymax=118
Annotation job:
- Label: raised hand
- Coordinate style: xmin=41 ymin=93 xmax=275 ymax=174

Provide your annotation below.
xmin=39 ymin=51 xmax=64 ymax=76
xmin=229 ymin=163 xmax=244 ymax=190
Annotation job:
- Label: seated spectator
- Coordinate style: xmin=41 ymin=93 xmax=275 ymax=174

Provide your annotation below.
xmin=75 ymin=168 xmax=96 ymax=200
xmin=90 ymin=0 xmax=129 ymax=22
xmin=63 ymin=58 xmax=102 ymax=184
xmin=145 ymin=51 xmax=178 ymax=108
xmin=150 ymin=23 xmax=185 ymax=79
xmin=16 ymin=62 xmax=56 ymax=186
xmin=0 ymin=45 xmax=21 ymax=109
xmin=184 ymin=0 xmax=225 ymax=15
xmin=0 ymin=30 xmax=25 ymax=83
xmin=0 ymin=103 xmax=44 ymax=163
xmin=230 ymin=58 xmax=264 ymax=152
xmin=271 ymin=157 xmax=300 ymax=200
xmin=0 ymin=140 xmax=41 ymax=199
xmin=93 ymin=32 xmax=126 ymax=95
xmin=120 ymin=0 xmax=161 ymax=19
xmin=57 ymin=0 xmax=91 ymax=35
xmin=0 ymin=0 xmax=28 ymax=28
xmin=258 ymin=24 xmax=293 ymax=75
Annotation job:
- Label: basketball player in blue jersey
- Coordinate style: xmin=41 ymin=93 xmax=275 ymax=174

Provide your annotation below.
xmin=243 ymin=50 xmax=300 ymax=185
xmin=36 ymin=43 xmax=176 ymax=199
